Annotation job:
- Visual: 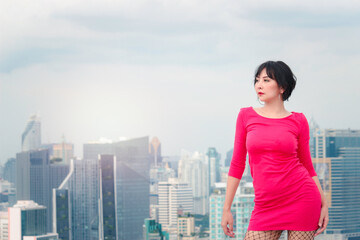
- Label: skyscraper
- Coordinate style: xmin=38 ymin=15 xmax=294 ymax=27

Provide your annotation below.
xmin=3 ymin=158 xmax=16 ymax=188
xmin=84 ymin=136 xmax=150 ymax=240
xmin=312 ymin=128 xmax=360 ymax=239
xmin=158 ymin=178 xmax=193 ymax=232
xmin=99 ymin=154 xmax=117 ymax=240
xmin=178 ymin=150 xmax=209 ymax=215
xmin=53 ymin=158 xmax=99 ymax=240
xmin=209 ymin=183 xmax=255 ymax=240
xmin=22 ymin=114 xmax=41 ymax=151
xmin=224 ymin=149 xmax=233 ymax=167
xmin=16 ymin=149 xmax=69 ymax=233
xmin=149 ymin=136 xmax=163 ymax=167
xmin=8 ymin=200 xmax=58 ymax=240
xmin=52 ymin=142 xmax=74 ymax=164
xmin=207 ymin=147 xmax=221 ymax=193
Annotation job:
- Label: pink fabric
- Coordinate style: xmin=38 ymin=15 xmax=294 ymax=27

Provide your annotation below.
xmin=228 ymin=106 xmax=321 ymax=231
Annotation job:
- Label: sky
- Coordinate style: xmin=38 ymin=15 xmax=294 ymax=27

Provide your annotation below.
xmin=1 ymin=0 xmax=360 ymax=164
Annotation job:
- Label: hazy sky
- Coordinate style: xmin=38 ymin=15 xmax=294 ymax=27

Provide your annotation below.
xmin=1 ymin=0 xmax=360 ymax=164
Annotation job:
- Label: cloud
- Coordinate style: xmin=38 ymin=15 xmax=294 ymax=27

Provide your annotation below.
xmin=1 ymin=0 xmax=360 ymax=163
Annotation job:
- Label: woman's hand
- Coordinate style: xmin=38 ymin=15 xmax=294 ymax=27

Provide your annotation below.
xmin=221 ymin=209 xmax=235 ymax=238
xmin=314 ymin=204 xmax=329 ymax=237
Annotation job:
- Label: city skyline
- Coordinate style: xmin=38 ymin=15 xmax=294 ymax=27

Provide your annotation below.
xmin=1 ymin=0 xmax=360 ymax=163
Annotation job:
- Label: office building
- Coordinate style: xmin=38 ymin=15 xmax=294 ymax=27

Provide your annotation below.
xmin=150 ymin=137 xmax=163 ymax=167
xmin=309 ymin=128 xmax=360 ymax=239
xmin=224 ymin=149 xmax=233 ymax=167
xmin=22 ymin=114 xmax=41 ymax=151
xmin=99 ymin=154 xmax=117 ymax=240
xmin=84 ymin=136 xmax=150 ymax=240
xmin=209 ymin=183 xmax=254 ymax=240
xmin=178 ymin=150 xmax=208 ymax=215
xmin=206 ymin=148 xmax=220 ymax=193
xmin=143 ymin=218 xmax=169 ymax=240
xmin=177 ymin=212 xmax=196 ymax=240
xmin=8 ymin=200 xmax=58 ymax=240
xmin=158 ymin=178 xmax=193 ymax=232
xmin=312 ymin=152 xmax=360 ymax=239
xmin=16 ymin=149 xmax=69 ymax=233
xmin=3 ymin=158 xmax=16 ymax=187
xmin=0 ymin=211 xmax=8 ymax=240
xmin=150 ymin=164 xmax=176 ymax=206
xmin=53 ymin=158 xmax=99 ymax=240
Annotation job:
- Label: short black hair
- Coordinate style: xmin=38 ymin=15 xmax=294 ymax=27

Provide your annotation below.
xmin=254 ymin=61 xmax=297 ymax=102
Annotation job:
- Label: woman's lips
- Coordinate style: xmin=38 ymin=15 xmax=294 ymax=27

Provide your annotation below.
xmin=258 ymin=92 xmax=264 ymax=95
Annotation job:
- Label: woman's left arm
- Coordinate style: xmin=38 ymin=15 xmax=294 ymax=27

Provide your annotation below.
xmin=312 ymin=176 xmax=329 ymax=237
xmin=297 ymin=113 xmax=329 ymax=236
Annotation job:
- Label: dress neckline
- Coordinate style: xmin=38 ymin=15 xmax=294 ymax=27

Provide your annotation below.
xmin=250 ymin=106 xmax=294 ymax=120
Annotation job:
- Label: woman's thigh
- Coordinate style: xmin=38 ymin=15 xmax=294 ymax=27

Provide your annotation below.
xmin=287 ymin=230 xmax=317 ymax=240
xmin=244 ymin=230 xmax=283 ymax=240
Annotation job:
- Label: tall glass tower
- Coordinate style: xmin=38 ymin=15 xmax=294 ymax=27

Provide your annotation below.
xmin=53 ymin=158 xmax=99 ymax=240
xmin=22 ymin=114 xmax=41 ymax=151
xmin=83 ymin=136 xmax=150 ymax=240
xmin=312 ymin=129 xmax=360 ymax=239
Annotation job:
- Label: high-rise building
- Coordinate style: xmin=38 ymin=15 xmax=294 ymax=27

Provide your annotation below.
xmin=313 ymin=128 xmax=360 ymax=158
xmin=53 ymin=158 xmax=99 ymax=240
xmin=149 ymin=137 xmax=163 ymax=167
xmin=3 ymin=158 xmax=16 ymax=188
xmin=209 ymin=183 xmax=254 ymax=240
xmin=178 ymin=150 xmax=209 ymax=215
xmin=16 ymin=149 xmax=69 ymax=233
xmin=53 ymin=188 xmax=70 ymax=240
xmin=177 ymin=212 xmax=196 ymax=240
xmin=150 ymin=164 xmax=176 ymax=223
xmin=99 ymin=154 xmax=117 ymax=240
xmin=143 ymin=218 xmax=169 ymax=240
xmin=308 ymin=115 xmax=320 ymax=158
xmin=150 ymin=164 xmax=176 ymax=205
xmin=84 ymin=136 xmax=150 ymax=240
xmin=223 ymin=150 xmax=252 ymax=184
xmin=224 ymin=149 xmax=233 ymax=167
xmin=52 ymin=142 xmax=74 ymax=164
xmin=158 ymin=178 xmax=193 ymax=232
xmin=22 ymin=114 xmax=41 ymax=151
xmin=40 ymin=139 xmax=74 ymax=165
xmin=8 ymin=200 xmax=58 ymax=240
xmin=311 ymin=128 xmax=360 ymax=239
xmin=0 ymin=179 xmax=15 ymax=205
xmin=206 ymin=148 xmax=221 ymax=194
xmin=0 ymin=211 xmax=8 ymax=240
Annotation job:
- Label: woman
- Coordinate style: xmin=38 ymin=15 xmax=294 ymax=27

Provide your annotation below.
xmin=221 ymin=61 xmax=329 ymax=240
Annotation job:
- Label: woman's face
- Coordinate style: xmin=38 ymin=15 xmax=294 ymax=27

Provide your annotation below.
xmin=255 ymin=68 xmax=284 ymax=102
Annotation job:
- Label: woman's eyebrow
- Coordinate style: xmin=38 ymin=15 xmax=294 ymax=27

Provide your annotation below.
xmin=256 ymin=75 xmax=269 ymax=79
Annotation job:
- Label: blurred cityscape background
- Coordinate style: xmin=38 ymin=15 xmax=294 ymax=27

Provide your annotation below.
xmin=1 ymin=0 xmax=360 ymax=240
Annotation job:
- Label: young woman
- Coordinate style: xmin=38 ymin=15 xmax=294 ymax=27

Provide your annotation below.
xmin=221 ymin=61 xmax=329 ymax=240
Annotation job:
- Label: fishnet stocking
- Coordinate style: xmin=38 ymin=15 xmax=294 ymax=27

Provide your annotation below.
xmin=244 ymin=230 xmax=283 ymax=240
xmin=243 ymin=230 xmax=317 ymax=240
xmin=287 ymin=230 xmax=317 ymax=240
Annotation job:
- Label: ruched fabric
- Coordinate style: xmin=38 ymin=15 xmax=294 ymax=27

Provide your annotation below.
xmin=228 ymin=106 xmax=321 ymax=231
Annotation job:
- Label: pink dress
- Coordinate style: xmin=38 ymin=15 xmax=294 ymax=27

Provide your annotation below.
xmin=228 ymin=106 xmax=321 ymax=231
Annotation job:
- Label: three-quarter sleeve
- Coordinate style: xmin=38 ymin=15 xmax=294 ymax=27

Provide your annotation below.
xmin=228 ymin=108 xmax=247 ymax=179
xmin=297 ymin=113 xmax=317 ymax=177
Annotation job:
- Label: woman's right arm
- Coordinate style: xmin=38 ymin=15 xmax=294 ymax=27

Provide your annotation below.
xmin=221 ymin=176 xmax=240 ymax=237
xmin=221 ymin=108 xmax=248 ymax=237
